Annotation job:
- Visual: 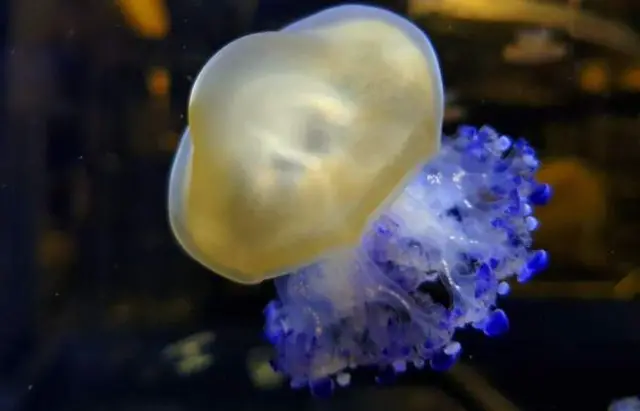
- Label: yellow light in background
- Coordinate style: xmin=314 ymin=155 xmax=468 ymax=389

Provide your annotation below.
xmin=620 ymin=66 xmax=640 ymax=91
xmin=147 ymin=66 xmax=171 ymax=97
xmin=579 ymin=60 xmax=610 ymax=94
xmin=38 ymin=229 xmax=75 ymax=270
xmin=116 ymin=0 xmax=170 ymax=39
xmin=614 ymin=270 xmax=640 ymax=299
xmin=158 ymin=131 xmax=179 ymax=152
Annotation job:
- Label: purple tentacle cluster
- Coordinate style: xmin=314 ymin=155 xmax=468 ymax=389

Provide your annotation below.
xmin=264 ymin=125 xmax=551 ymax=395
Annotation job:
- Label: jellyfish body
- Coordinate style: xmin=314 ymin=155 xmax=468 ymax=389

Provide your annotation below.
xmin=265 ymin=125 xmax=551 ymax=391
xmin=165 ymin=4 xmax=552 ymax=394
xmin=168 ymin=5 xmax=443 ymax=284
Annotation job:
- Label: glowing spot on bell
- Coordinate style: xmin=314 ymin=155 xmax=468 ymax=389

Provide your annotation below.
xmin=168 ymin=5 xmax=444 ymax=284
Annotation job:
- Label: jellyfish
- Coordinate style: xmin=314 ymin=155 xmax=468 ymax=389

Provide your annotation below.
xmin=167 ymin=5 xmax=551 ymax=394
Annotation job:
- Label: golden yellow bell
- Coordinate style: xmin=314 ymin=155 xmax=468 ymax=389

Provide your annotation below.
xmin=168 ymin=5 xmax=444 ymax=284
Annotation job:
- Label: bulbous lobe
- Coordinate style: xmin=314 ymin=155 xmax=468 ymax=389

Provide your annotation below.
xmin=168 ymin=5 xmax=444 ymax=283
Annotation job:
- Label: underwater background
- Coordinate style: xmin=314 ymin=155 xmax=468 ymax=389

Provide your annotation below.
xmin=1 ymin=0 xmax=640 ymax=410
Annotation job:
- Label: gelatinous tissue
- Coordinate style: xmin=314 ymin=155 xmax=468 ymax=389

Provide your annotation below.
xmin=169 ymin=5 xmax=443 ymax=284
xmin=166 ymin=5 xmax=551 ymax=395
xmin=265 ymin=125 xmax=550 ymax=394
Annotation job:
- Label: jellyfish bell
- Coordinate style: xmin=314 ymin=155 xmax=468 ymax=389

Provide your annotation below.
xmin=168 ymin=5 xmax=444 ymax=284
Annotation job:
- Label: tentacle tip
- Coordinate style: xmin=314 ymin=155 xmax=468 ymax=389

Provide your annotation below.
xmin=529 ymin=183 xmax=552 ymax=205
xmin=429 ymin=348 xmax=461 ymax=372
xmin=483 ymin=309 xmax=510 ymax=337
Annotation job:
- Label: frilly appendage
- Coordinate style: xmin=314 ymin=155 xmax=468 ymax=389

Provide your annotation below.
xmin=264 ymin=125 xmax=551 ymax=395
